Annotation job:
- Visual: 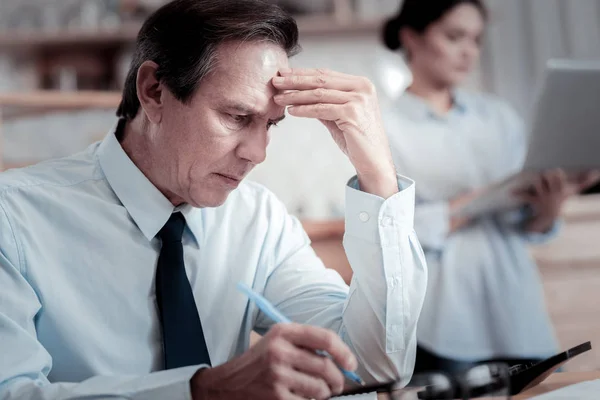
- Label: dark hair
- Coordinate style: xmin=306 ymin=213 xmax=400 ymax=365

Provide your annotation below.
xmin=117 ymin=0 xmax=301 ymax=120
xmin=382 ymin=0 xmax=487 ymax=51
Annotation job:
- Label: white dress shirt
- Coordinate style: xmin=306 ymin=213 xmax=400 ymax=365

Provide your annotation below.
xmin=383 ymin=90 xmax=559 ymax=361
xmin=0 ymin=124 xmax=427 ymax=400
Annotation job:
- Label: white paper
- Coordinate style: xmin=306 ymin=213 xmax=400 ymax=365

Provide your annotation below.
xmin=531 ymin=379 xmax=600 ymax=399
xmin=332 ymin=393 xmax=377 ymax=400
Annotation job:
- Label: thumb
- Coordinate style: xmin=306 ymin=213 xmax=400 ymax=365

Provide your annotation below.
xmin=578 ymin=170 xmax=600 ymax=191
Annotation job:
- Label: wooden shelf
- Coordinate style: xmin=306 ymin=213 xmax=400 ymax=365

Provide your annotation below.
xmin=0 ymin=23 xmax=142 ymax=52
xmin=297 ymin=15 xmax=383 ymax=36
xmin=0 ymin=16 xmax=382 ymax=52
xmin=0 ymin=91 xmax=121 ymax=109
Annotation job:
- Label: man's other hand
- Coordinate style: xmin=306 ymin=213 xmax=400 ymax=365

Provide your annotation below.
xmin=190 ymin=323 xmax=357 ymax=400
xmin=273 ymin=68 xmax=398 ymax=199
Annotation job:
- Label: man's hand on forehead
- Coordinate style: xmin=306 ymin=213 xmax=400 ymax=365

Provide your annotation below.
xmin=272 ymin=68 xmax=399 ymax=199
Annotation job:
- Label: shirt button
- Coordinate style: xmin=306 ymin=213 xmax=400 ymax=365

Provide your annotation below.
xmin=358 ymin=212 xmax=370 ymax=222
xmin=381 ymin=216 xmax=393 ymax=227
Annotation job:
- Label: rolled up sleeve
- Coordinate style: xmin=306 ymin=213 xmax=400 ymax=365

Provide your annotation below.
xmin=342 ymin=175 xmax=428 ymax=383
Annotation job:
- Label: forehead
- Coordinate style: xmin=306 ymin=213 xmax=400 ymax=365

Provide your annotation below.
xmin=200 ymin=41 xmax=289 ymax=109
xmin=436 ymin=4 xmax=485 ymax=31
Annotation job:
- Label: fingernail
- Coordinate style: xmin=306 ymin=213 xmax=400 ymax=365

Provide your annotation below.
xmin=272 ymin=77 xmax=284 ymax=84
xmin=346 ymin=354 xmax=358 ymax=371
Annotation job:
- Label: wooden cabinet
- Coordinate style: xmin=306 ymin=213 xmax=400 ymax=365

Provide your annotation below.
xmin=306 ymin=195 xmax=600 ymax=371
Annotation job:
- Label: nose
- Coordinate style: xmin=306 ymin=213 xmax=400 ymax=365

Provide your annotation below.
xmin=464 ymin=40 xmax=480 ymax=62
xmin=236 ymin=127 xmax=269 ymax=165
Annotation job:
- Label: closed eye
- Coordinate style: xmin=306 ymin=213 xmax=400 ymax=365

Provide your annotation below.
xmin=268 ymin=115 xmax=286 ymax=129
xmin=228 ymin=114 xmax=252 ymax=127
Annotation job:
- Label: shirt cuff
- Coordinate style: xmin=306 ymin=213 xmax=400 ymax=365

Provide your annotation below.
xmin=138 ymin=365 xmax=207 ymax=400
xmin=345 ymin=174 xmax=415 ymax=246
xmin=523 ymin=219 xmax=562 ymax=244
xmin=414 ymin=201 xmax=450 ymax=251
xmin=517 ymin=205 xmax=563 ymax=244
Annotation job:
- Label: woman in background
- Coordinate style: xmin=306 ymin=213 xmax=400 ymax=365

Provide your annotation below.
xmin=381 ymin=0 xmax=599 ymax=374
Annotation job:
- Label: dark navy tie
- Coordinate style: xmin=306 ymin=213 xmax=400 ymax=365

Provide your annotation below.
xmin=155 ymin=212 xmax=211 ymax=369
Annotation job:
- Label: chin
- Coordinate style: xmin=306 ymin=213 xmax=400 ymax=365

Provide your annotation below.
xmin=188 ymin=189 xmax=233 ymax=208
xmin=448 ymin=71 xmax=470 ymax=86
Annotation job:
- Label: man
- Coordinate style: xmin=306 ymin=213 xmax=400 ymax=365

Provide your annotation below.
xmin=0 ymin=1 xmax=427 ymax=399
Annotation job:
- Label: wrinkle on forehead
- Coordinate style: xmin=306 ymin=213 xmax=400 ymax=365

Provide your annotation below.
xmin=216 ymin=41 xmax=288 ymax=85
xmin=203 ymin=41 xmax=288 ymax=114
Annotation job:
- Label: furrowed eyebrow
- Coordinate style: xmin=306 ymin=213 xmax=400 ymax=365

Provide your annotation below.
xmin=225 ymin=102 xmax=257 ymax=115
xmin=270 ymin=114 xmax=286 ymax=124
xmin=223 ymin=101 xmax=285 ymax=123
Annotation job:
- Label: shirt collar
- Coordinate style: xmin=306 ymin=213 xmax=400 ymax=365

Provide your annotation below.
xmin=400 ymin=89 xmax=468 ymax=120
xmin=97 ymin=120 xmax=202 ymax=242
xmin=452 ymin=90 xmax=468 ymax=113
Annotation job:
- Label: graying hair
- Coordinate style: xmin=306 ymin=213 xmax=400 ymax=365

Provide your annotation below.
xmin=117 ymin=0 xmax=300 ymax=121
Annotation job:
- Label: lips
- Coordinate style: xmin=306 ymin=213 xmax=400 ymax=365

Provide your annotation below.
xmin=214 ymin=173 xmax=246 ymax=188
xmin=217 ymin=173 xmax=243 ymax=182
xmin=455 ymin=64 xmax=471 ymax=72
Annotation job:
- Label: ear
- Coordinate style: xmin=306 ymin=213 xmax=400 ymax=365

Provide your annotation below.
xmin=399 ymin=27 xmax=420 ymax=56
xmin=136 ymin=60 xmax=163 ymax=125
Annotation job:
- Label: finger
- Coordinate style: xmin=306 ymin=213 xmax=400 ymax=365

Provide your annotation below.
xmin=545 ymin=169 xmax=562 ymax=193
xmin=513 ymin=192 xmax=538 ymax=205
xmin=269 ymin=363 xmax=332 ymax=400
xmin=272 ymin=384 xmax=305 ymax=400
xmin=262 ymin=337 xmax=331 ymax=399
xmin=279 ymin=67 xmax=356 ymax=80
xmin=533 ymin=176 xmax=546 ymax=197
xmin=287 ymin=103 xmax=348 ymax=123
xmin=286 ymin=368 xmax=333 ymax=400
xmin=540 ymin=173 xmax=553 ymax=194
xmin=554 ymin=169 xmax=568 ymax=193
xmin=273 ymin=74 xmax=357 ymax=92
xmin=274 ymin=89 xmax=353 ymax=106
xmin=578 ymin=169 xmax=600 ymax=191
xmin=289 ymin=347 xmax=345 ymax=395
xmin=276 ymin=324 xmax=357 ymax=371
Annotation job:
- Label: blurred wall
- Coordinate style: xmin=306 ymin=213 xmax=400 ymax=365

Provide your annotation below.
xmin=2 ymin=0 xmax=600 ymax=218
xmin=481 ymin=0 xmax=600 ymax=121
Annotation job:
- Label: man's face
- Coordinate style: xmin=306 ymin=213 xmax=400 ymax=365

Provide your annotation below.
xmin=154 ymin=41 xmax=289 ymax=207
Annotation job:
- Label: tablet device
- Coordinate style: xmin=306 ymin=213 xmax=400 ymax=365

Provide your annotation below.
xmin=339 ymin=341 xmax=593 ymax=398
xmin=454 ymin=59 xmax=600 ymax=218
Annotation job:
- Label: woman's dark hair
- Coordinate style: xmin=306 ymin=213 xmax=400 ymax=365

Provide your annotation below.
xmin=382 ymin=0 xmax=487 ymax=51
xmin=117 ymin=0 xmax=301 ymax=120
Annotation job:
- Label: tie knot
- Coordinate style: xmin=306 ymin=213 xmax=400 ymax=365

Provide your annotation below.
xmin=159 ymin=213 xmax=186 ymax=243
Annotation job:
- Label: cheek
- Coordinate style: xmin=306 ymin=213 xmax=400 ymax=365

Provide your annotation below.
xmin=161 ymin=110 xmax=225 ymax=170
xmin=429 ymin=39 xmax=461 ymax=65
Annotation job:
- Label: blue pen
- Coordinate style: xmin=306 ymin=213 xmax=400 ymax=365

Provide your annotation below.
xmin=237 ymin=282 xmax=365 ymax=386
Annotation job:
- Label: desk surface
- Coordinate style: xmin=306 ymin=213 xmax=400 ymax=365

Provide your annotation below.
xmin=515 ymin=371 xmax=600 ymax=398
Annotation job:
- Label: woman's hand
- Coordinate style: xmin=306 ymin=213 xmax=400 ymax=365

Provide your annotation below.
xmin=448 ymin=190 xmax=482 ymax=233
xmin=516 ymin=169 xmax=570 ymax=233
xmin=515 ymin=169 xmax=600 ymax=233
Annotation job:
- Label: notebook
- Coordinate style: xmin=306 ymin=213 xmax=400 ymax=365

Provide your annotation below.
xmin=333 ymin=393 xmax=377 ymax=399
xmin=530 ymin=379 xmax=600 ymax=399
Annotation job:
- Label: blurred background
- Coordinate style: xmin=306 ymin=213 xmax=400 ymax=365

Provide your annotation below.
xmin=1 ymin=0 xmax=600 ymax=216
xmin=0 ymin=0 xmax=599 ymax=372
